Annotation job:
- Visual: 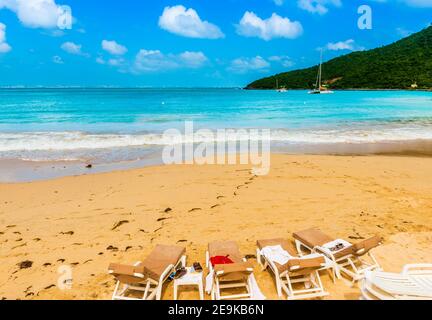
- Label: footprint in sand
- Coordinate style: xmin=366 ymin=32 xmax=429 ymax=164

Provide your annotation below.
xmin=211 ymin=204 xmax=220 ymax=209
xmin=17 ymin=260 xmax=33 ymax=269
xmin=189 ymin=208 xmax=202 ymax=212
xmin=111 ymin=220 xmax=129 ymax=231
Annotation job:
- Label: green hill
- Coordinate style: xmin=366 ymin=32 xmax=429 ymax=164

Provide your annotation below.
xmin=246 ymin=26 xmax=432 ymax=90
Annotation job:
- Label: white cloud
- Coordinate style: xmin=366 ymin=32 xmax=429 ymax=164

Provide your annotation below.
xmin=325 ymin=39 xmax=364 ymax=51
xmin=102 ymin=40 xmax=127 ymax=55
xmin=236 ymin=12 xmax=303 ymax=41
xmin=132 ymin=49 xmax=208 ymax=73
xmin=61 ymin=41 xmax=89 ymax=57
xmin=107 ymin=57 xmax=125 ymax=67
xmin=297 ymin=0 xmax=342 ymax=15
xmin=0 ymin=0 xmax=73 ymax=29
xmin=158 ymin=5 xmax=224 ymax=39
xmin=268 ymin=55 xmax=294 ymax=68
xmin=178 ymin=51 xmax=208 ymax=68
xmin=273 ymin=0 xmax=285 ymax=5
xmin=375 ymin=0 xmax=432 ymax=7
xmin=96 ymin=57 xmax=105 ymax=64
xmin=52 ymin=55 xmax=63 ymax=64
xmin=228 ymin=56 xmax=270 ymax=74
xmin=0 ymin=22 xmax=11 ymax=53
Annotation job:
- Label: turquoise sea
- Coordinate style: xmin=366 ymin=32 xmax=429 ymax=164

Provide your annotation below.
xmin=0 ymin=88 xmax=432 ymax=164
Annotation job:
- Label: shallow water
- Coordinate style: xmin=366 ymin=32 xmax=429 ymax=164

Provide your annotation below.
xmin=0 ymin=88 xmax=431 ymax=165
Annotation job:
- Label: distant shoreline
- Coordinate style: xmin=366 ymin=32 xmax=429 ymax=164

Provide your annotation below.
xmin=244 ymin=87 xmax=432 ymax=92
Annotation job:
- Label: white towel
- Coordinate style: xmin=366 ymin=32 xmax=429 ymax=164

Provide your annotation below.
xmin=260 ymin=245 xmax=292 ymax=265
xmin=261 ymin=246 xmax=326 ymax=265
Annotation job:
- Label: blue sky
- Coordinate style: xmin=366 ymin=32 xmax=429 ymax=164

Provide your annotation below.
xmin=0 ymin=0 xmax=431 ymax=87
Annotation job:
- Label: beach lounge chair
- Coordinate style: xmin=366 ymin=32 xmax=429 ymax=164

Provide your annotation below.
xmin=361 ymin=264 xmax=432 ymax=300
xmin=293 ymin=228 xmax=382 ymax=283
xmin=205 ymin=241 xmax=254 ymax=300
xmin=108 ymin=244 xmax=186 ymax=300
xmin=257 ymin=238 xmax=330 ymax=300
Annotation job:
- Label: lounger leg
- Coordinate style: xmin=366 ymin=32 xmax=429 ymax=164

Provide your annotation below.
xmin=276 ymin=277 xmax=283 ymax=298
xmin=295 ymin=240 xmax=306 ymax=256
xmin=256 ymin=248 xmax=263 ymax=268
xmin=112 ymin=281 xmax=120 ymax=300
xmin=156 ymin=283 xmax=163 ymax=300
xmin=199 ymin=280 xmax=204 ymax=300
xmin=174 ymin=282 xmax=178 ymax=300
xmin=143 ymin=280 xmax=151 ymax=300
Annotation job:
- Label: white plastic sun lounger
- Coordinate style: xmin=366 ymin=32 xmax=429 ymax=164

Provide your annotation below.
xmin=293 ymin=228 xmax=382 ymax=283
xmin=108 ymin=244 xmax=186 ymax=300
xmin=361 ymin=264 xmax=432 ymax=300
xmin=256 ymin=238 xmax=330 ymax=300
xmin=206 ymin=241 xmax=255 ymax=300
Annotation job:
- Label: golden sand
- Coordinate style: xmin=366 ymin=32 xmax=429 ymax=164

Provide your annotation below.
xmin=0 ymin=154 xmax=431 ymax=300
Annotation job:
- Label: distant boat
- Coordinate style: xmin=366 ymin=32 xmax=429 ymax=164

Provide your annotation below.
xmin=276 ymin=79 xmax=288 ymax=92
xmin=309 ymin=49 xmax=334 ymax=95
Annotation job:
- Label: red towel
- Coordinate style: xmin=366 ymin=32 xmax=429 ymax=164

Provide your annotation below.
xmin=210 ymin=255 xmax=234 ymax=267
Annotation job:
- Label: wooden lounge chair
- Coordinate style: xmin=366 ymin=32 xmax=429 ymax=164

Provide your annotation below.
xmin=361 ymin=264 xmax=432 ymax=300
xmin=257 ymin=238 xmax=330 ymax=300
xmin=108 ymin=244 xmax=186 ymax=300
xmin=206 ymin=241 xmax=254 ymax=300
xmin=293 ymin=228 xmax=382 ymax=283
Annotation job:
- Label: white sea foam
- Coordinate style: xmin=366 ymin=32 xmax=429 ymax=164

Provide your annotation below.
xmin=1 ymin=126 xmax=432 ymax=154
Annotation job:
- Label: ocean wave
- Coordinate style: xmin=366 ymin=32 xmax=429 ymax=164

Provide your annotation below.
xmin=2 ymin=126 xmax=432 ymax=153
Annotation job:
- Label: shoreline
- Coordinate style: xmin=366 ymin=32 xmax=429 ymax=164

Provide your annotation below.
xmin=1 ymin=154 xmax=431 ymax=300
xmin=244 ymin=87 xmax=432 ymax=92
xmin=4 ymin=139 xmax=432 ymax=183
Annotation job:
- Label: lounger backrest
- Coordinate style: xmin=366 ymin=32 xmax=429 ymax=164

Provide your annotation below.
xmin=143 ymin=245 xmax=186 ymax=280
xmin=293 ymin=228 xmax=334 ymax=248
xmin=208 ymin=241 xmax=243 ymax=263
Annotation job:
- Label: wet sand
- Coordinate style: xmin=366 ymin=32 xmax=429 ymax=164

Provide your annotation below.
xmin=0 ymin=154 xmax=431 ymax=300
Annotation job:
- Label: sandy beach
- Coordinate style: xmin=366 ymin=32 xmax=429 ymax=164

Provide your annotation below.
xmin=1 ymin=154 xmax=431 ymax=300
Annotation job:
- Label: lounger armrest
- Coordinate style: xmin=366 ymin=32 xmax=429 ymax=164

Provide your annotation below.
xmin=402 ymin=264 xmax=432 ymax=275
xmin=287 ymin=256 xmax=326 ymax=271
xmin=108 ymin=263 xmax=145 ymax=278
xmin=353 ymin=236 xmax=382 ymax=256
xmin=214 ymin=262 xmax=253 ymax=276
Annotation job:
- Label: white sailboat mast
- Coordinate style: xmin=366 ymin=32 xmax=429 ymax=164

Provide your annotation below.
xmin=319 ymin=49 xmax=323 ymax=90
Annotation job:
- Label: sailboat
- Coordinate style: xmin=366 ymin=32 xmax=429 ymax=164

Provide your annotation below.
xmin=276 ymin=79 xmax=287 ymax=92
xmin=309 ymin=49 xmax=334 ymax=95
